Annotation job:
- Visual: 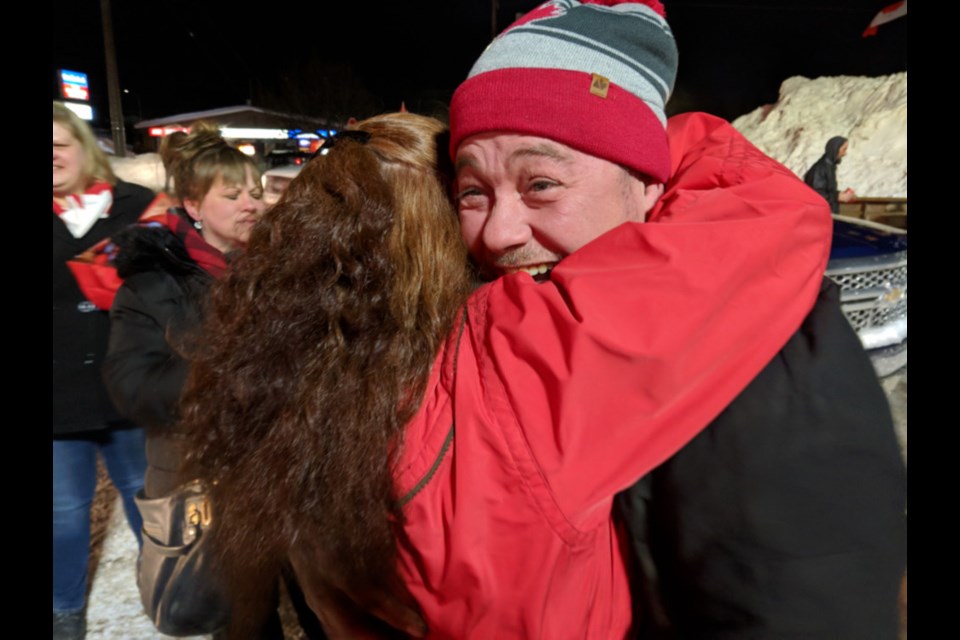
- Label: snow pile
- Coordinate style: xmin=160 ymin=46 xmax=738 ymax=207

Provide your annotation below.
xmin=732 ymin=73 xmax=906 ymax=197
xmin=110 ymin=153 xmax=164 ymax=193
xmin=114 ymin=76 xmax=907 ymax=200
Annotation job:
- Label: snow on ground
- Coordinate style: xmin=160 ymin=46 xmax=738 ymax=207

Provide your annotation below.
xmin=87 ymin=489 xmax=306 ymax=639
xmin=732 ymin=73 xmax=907 ymax=198
xmin=85 ymin=471 xmax=212 ymax=640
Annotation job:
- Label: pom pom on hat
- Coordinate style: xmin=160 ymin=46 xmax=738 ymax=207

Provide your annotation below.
xmin=449 ymin=0 xmax=678 ymax=183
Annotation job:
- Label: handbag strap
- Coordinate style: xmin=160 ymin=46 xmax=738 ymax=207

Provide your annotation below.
xmin=397 ymin=308 xmax=467 ymax=508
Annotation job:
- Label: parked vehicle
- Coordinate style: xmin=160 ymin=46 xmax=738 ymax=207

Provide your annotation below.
xmin=262 ymin=164 xmax=303 ymax=208
xmin=264 ymin=149 xmax=313 ymax=169
xmin=826 ymin=215 xmax=907 ymax=377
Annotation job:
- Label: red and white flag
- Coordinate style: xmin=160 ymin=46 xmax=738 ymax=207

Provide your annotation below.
xmin=863 ymin=1 xmax=907 ymax=37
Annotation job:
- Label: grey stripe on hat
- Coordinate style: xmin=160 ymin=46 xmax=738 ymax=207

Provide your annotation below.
xmin=468 ymin=1 xmax=678 ymax=123
xmin=540 ymin=4 xmax=676 ymax=84
xmin=580 ymin=1 xmax=673 ymax=28
xmin=516 ymin=24 xmax=673 ymax=97
xmin=469 ymin=30 xmax=671 ymax=123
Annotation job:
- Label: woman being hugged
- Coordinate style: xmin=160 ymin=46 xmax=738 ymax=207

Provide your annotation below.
xmin=53 ymin=102 xmax=154 ymax=640
xmin=179 ymin=113 xmax=473 ymax=638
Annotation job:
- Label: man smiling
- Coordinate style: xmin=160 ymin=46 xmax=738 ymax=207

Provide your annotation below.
xmin=445 ymin=0 xmax=907 ymax=637
xmin=280 ymin=2 xmax=905 ymax=637
xmin=455 ymin=134 xmax=662 ymax=281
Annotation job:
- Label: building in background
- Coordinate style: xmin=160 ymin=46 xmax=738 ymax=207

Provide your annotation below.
xmin=134 ymin=105 xmax=341 ymax=164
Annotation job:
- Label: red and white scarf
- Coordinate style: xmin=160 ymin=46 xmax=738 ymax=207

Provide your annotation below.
xmin=53 ymin=181 xmax=114 ymax=238
xmin=67 ymin=194 xmax=229 ymax=310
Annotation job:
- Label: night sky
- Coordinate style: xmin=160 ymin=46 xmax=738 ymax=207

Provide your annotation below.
xmin=52 ymin=0 xmax=907 ymax=129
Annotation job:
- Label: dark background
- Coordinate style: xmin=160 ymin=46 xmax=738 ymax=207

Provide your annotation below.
xmin=52 ymin=0 xmax=907 ymax=127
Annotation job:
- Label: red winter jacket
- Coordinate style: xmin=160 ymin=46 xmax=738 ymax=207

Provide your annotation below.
xmin=392 ymin=113 xmax=832 ymax=638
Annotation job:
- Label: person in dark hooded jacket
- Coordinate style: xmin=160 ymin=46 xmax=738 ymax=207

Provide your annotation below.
xmin=803 ymin=136 xmax=857 ymax=213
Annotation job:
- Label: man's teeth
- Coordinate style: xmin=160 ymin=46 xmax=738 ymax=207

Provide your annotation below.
xmin=509 ymin=264 xmax=553 ymax=276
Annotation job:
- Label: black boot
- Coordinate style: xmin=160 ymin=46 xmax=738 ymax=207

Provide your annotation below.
xmin=53 ymin=608 xmax=86 ymax=640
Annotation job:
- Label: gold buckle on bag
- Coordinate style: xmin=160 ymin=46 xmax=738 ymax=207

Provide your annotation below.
xmin=183 ymin=494 xmax=212 ymax=544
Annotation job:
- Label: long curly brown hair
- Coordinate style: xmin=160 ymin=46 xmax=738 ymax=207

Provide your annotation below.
xmin=178 ymin=112 xmax=472 ymax=628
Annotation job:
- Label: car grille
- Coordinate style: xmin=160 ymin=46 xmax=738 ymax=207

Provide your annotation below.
xmin=842 ymin=301 xmax=907 ymax=332
xmin=826 ymin=252 xmax=907 ymax=335
xmin=830 ymin=263 xmax=907 ymax=294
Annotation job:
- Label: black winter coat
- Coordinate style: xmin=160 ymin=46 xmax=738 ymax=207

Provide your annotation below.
xmin=803 ymin=136 xmax=847 ymax=214
xmin=102 ymin=222 xmax=214 ymax=497
xmin=617 ymin=279 xmax=907 ymax=639
xmin=53 ymin=180 xmax=155 ymax=436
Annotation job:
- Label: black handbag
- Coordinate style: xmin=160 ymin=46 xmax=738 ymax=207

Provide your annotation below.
xmin=134 ymin=479 xmax=231 ymax=636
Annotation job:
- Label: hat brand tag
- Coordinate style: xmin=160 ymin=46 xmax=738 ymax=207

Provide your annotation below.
xmin=589 ymin=73 xmax=610 ymax=99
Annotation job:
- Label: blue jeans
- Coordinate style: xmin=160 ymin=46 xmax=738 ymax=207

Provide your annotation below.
xmin=52 ymin=427 xmax=147 ymax=613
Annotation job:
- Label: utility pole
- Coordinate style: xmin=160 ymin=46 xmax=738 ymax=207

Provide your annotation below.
xmin=491 ymin=0 xmax=499 ymax=41
xmin=100 ymin=0 xmax=126 ymax=156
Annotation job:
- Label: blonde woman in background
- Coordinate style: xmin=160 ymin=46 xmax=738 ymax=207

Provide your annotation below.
xmin=53 ymin=102 xmax=154 ymax=640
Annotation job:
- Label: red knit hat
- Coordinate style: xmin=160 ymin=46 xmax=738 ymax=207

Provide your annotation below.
xmin=449 ymin=0 xmax=677 ymax=183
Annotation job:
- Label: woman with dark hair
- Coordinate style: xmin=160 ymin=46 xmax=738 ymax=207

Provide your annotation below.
xmin=179 ymin=112 xmax=472 ymax=638
xmin=53 ymin=101 xmax=154 ymax=640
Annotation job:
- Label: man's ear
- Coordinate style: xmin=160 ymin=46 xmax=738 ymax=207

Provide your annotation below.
xmin=640 ymin=182 xmax=665 ymax=221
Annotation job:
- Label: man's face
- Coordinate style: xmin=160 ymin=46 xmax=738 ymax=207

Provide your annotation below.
xmin=455 ymin=133 xmax=661 ymax=280
xmin=263 ymin=175 xmax=293 ymax=208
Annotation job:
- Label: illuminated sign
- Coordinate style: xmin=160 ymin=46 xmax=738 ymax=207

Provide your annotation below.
xmin=59 ymin=69 xmax=90 ymax=102
xmin=63 ymin=102 xmax=93 ymax=121
xmin=148 ymin=126 xmax=189 ymax=137
xmin=219 ymin=127 xmax=288 ymax=140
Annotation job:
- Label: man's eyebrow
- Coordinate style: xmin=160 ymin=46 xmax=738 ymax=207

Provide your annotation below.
xmin=454 ymin=155 xmax=478 ymax=175
xmin=455 ymin=143 xmax=572 ymax=175
xmin=510 ymin=143 xmax=571 ymax=164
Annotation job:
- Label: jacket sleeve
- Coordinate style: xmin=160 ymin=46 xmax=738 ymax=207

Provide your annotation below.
xmin=804 ymin=159 xmax=842 ymax=213
xmin=477 ymin=113 xmax=834 ymax=533
xmin=103 ymin=272 xmax=190 ymax=429
xmin=806 ymin=162 xmax=837 ymax=206
xmin=624 ymin=281 xmax=907 ymax=638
